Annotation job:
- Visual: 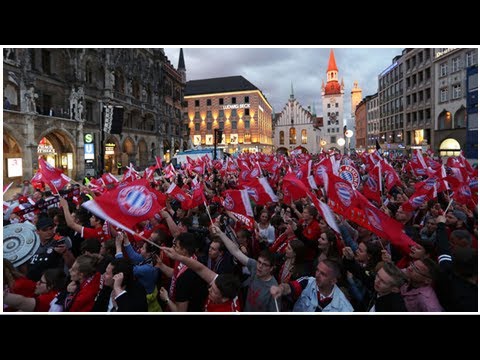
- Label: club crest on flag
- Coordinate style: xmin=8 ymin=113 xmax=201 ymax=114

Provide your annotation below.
xmin=176 ymin=194 xmax=186 ymax=201
xmin=245 ymin=187 xmax=259 ymax=202
xmin=295 ymin=170 xmax=303 ymax=179
xmin=423 ymin=178 xmax=436 ymax=191
xmin=335 ymin=182 xmax=355 ymax=207
xmin=316 ymin=165 xmax=327 ymax=177
xmin=272 ymin=163 xmax=279 ymax=171
xmin=118 ymin=185 xmax=153 ymax=217
xmin=365 ymin=208 xmax=383 ymax=232
xmin=460 ymin=185 xmax=472 ymax=197
xmin=251 ymin=168 xmax=260 ymax=177
xmin=339 ymin=165 xmax=360 ymax=188
xmin=416 ymin=168 xmax=426 ymax=175
xmin=366 ymin=177 xmax=378 ymax=191
xmin=224 ymin=194 xmax=234 ymax=211
xmin=412 ymin=195 xmax=427 ymax=207
xmin=240 ymin=170 xmax=249 ymax=181
xmin=51 ymin=178 xmax=63 ymax=188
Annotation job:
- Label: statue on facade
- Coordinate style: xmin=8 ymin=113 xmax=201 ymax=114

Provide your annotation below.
xmin=24 ymin=87 xmax=36 ymax=113
xmin=70 ymin=86 xmax=78 ymax=119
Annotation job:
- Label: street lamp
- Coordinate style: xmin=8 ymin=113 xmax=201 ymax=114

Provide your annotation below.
xmin=337 ymin=138 xmax=346 ymax=154
xmin=345 ymin=130 xmax=353 ymax=155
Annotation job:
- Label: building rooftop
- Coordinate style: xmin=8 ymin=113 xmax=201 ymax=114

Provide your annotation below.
xmin=185 ymin=75 xmax=259 ymax=96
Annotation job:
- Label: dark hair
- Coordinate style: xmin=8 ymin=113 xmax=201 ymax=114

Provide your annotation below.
xmin=215 ymin=274 xmax=241 ymax=299
xmin=176 ymin=232 xmax=197 ymax=256
xmin=43 ymin=268 xmax=67 ymax=291
xmin=81 ymin=238 xmax=101 ymax=254
xmin=257 ymin=250 xmax=275 ymax=268
xmin=109 ymin=258 xmax=134 ymax=288
xmin=453 ymin=247 xmax=478 ymax=279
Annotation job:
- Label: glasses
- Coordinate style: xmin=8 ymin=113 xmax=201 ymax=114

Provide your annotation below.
xmin=257 ymin=260 xmax=272 ymax=267
xmin=408 ymin=262 xmax=431 ymax=279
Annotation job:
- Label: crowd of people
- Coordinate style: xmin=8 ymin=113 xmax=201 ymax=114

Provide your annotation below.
xmin=3 ymin=149 xmax=478 ymax=312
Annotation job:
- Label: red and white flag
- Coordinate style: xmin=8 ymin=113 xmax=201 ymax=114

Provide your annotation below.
xmin=222 ymin=189 xmax=253 ymax=217
xmin=82 ymin=178 xmax=161 ymax=232
xmin=38 ymin=157 xmax=71 ymax=193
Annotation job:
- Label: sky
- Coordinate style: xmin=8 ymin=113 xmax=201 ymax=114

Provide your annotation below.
xmin=164 ymin=46 xmax=403 ymax=119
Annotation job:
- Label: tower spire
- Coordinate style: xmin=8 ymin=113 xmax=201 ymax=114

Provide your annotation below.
xmin=178 ymin=48 xmax=186 ymax=83
xmin=290 ymin=81 xmax=295 ymax=100
xmin=327 ymin=49 xmax=338 ymax=72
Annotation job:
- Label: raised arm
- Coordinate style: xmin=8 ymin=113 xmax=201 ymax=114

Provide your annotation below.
xmin=3 ymin=292 xmax=36 ymax=312
xmin=59 ymin=196 xmax=82 ymax=233
xmin=161 ymin=246 xmax=216 ymax=284
xmin=210 ymin=225 xmax=249 ymax=266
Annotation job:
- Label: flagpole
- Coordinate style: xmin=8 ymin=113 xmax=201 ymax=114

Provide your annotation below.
xmin=444 ymin=198 xmax=454 ymax=213
xmin=204 ymin=200 xmax=214 ymax=225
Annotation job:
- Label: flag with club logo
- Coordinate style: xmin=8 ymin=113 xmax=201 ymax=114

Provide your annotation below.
xmin=38 ymin=157 xmax=71 ymax=193
xmin=222 ymin=189 xmax=253 ymax=217
xmin=82 ymin=178 xmax=161 ymax=231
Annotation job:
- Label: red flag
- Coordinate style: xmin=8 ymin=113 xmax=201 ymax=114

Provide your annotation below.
xmin=222 ymin=190 xmax=253 ymax=217
xmin=82 ymin=178 xmax=161 ymax=231
xmin=38 ymin=157 xmax=71 ymax=193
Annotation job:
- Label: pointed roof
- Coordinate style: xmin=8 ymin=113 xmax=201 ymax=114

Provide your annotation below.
xmin=327 ymin=49 xmax=338 ymax=72
xmin=290 ymin=81 xmax=294 ymax=99
xmin=178 ymin=48 xmax=186 ymax=70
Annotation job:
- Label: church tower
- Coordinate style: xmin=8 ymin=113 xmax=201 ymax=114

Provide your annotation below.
xmin=321 ymin=49 xmax=344 ymax=150
xmin=178 ymin=48 xmax=186 ymax=83
xmin=351 ymin=81 xmax=362 ymax=116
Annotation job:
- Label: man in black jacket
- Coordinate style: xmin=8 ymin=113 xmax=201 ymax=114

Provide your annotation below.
xmin=92 ymin=258 xmax=147 ymax=312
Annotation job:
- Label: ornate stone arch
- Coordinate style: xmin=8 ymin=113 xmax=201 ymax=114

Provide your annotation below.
xmin=454 ymin=106 xmax=466 ymax=128
xmin=122 ymin=136 xmax=136 ymax=164
xmin=138 ymin=138 xmax=148 ymax=168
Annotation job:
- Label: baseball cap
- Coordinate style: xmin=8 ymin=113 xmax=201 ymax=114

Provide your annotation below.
xmin=36 ymin=217 xmax=54 ymax=230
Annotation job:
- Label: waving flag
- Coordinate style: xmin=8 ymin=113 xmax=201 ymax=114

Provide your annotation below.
xmin=38 ymin=157 xmax=71 ymax=193
xmin=82 ymin=178 xmax=161 ymax=232
xmin=222 ymin=189 xmax=253 ymax=217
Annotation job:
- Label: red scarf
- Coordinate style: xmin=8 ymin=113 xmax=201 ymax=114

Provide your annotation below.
xmin=169 ymin=255 xmax=197 ymax=301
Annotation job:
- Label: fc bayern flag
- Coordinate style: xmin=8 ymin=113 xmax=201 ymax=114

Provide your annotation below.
xmin=82 ymin=178 xmax=161 ymax=232
xmin=38 ymin=156 xmax=71 ymax=193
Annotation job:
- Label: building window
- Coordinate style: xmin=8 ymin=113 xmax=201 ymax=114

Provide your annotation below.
xmin=437 ymin=111 xmax=451 ymax=130
xmin=244 ymin=120 xmax=250 ymax=129
xmin=335 ymin=103 xmax=338 ymax=108
xmin=218 ymin=109 xmax=224 ymax=118
xmin=440 ymin=88 xmax=448 ymax=102
xmin=207 ymin=99 xmax=212 ymax=106
xmin=328 ymin=128 xmax=330 ymax=133
xmin=219 ymin=98 xmax=224 ymax=105
xmin=231 ymin=109 xmax=237 ymax=118
xmin=468 ymin=73 xmax=478 ymax=91
xmin=207 ymin=111 xmax=212 ymax=119
xmin=327 ymin=104 xmax=330 ymax=108
xmin=194 ymin=100 xmax=199 ymax=107
xmin=279 ymin=131 xmax=285 ymax=145
xmin=440 ymin=63 xmax=448 ymax=77
xmin=219 ymin=121 xmax=224 ymax=130
xmin=301 ymin=129 xmax=307 ymax=144
xmin=86 ymin=101 xmax=94 ymax=122
xmin=245 ymin=109 xmax=250 ymax=116
xmin=330 ymin=136 xmax=336 ymax=144
xmin=231 ymin=121 xmax=237 ymax=130
xmin=452 ymin=84 xmax=462 ymax=99
xmin=466 ymin=51 xmax=477 ymax=67
xmin=231 ymin=97 xmax=236 ymax=104
xmin=207 ymin=122 xmax=212 ymax=130
xmin=195 ymin=111 xmax=200 ymax=119
xmin=455 ymin=107 xmax=466 ymax=128
xmin=289 ymin=127 xmax=296 ymax=144
xmin=244 ymin=96 xmax=249 ymax=103
xmin=452 ymin=57 xmax=460 ymax=72
xmin=244 ymin=132 xmax=251 ymax=143
xmin=468 ymin=112 xmax=478 ymax=130
xmin=194 ymin=123 xmax=200 ymax=131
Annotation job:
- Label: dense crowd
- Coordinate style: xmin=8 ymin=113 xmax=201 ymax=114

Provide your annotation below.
xmin=3 ymin=149 xmax=478 ymax=312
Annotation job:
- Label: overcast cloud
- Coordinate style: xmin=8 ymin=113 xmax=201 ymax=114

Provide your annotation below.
xmin=165 ymin=47 xmax=403 ymax=119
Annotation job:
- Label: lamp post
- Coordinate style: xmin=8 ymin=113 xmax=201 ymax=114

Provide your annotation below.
xmin=337 ymin=138 xmax=346 ymax=154
xmin=345 ymin=130 xmax=353 ymax=155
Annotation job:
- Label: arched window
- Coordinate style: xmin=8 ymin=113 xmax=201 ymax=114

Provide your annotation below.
xmin=437 ymin=110 xmax=451 ymax=130
xmin=289 ymin=127 xmax=296 ymax=145
xmin=301 ymin=129 xmax=307 ymax=144
xmin=279 ymin=131 xmax=284 ymax=145
xmin=454 ymin=107 xmax=466 ymax=128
